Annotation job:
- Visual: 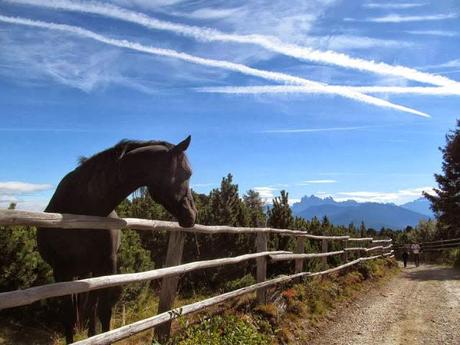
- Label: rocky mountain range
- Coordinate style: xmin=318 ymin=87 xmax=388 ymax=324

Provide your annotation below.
xmin=291 ymin=195 xmax=433 ymax=229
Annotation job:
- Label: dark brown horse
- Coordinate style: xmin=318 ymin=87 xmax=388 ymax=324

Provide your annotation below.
xmin=37 ymin=136 xmax=196 ymax=343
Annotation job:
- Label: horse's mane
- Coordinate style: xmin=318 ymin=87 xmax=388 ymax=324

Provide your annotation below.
xmin=76 ymin=139 xmax=174 ymax=178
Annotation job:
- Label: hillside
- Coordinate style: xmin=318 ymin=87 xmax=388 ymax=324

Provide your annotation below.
xmin=292 ymin=195 xmax=430 ymax=229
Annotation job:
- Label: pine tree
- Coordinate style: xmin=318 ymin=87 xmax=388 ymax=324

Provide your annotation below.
xmin=243 ymin=189 xmax=266 ymax=227
xmin=425 ymin=120 xmax=460 ymax=238
xmin=208 ymin=174 xmax=246 ymax=226
xmin=267 ymin=190 xmax=294 ymax=251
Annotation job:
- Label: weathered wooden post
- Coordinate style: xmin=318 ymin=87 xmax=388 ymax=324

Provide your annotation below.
xmin=155 ymin=230 xmax=186 ymax=342
xmin=295 ymin=237 xmax=305 ymax=274
xmin=321 ymin=239 xmax=328 ymax=268
xmin=343 ymin=238 xmax=348 ymax=263
xmin=256 ymin=232 xmax=268 ymax=304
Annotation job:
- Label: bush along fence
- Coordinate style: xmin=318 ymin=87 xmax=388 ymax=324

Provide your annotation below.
xmin=0 ymin=209 xmax=394 ymax=345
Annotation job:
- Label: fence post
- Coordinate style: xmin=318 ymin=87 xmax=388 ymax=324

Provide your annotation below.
xmin=255 ymin=232 xmax=268 ymax=304
xmin=295 ymin=237 xmax=305 ymax=274
xmin=155 ymin=230 xmax=186 ymax=342
xmin=343 ymin=238 xmax=348 ymax=263
xmin=321 ymin=239 xmax=328 ymax=268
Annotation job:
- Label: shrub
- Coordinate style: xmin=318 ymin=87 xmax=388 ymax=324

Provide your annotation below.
xmin=0 ymin=225 xmax=52 ymax=292
xmin=117 ymin=229 xmax=154 ymax=305
xmin=167 ymin=315 xmax=271 ymax=345
xmin=224 ymin=274 xmax=256 ymax=292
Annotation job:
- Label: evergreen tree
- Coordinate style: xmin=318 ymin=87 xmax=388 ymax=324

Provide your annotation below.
xmin=243 ymin=189 xmax=266 ymax=227
xmin=267 ymin=190 xmax=293 ymax=229
xmin=425 ymin=120 xmax=460 ymax=238
xmin=267 ymin=190 xmax=294 ymax=251
xmin=208 ymin=174 xmax=246 ymax=226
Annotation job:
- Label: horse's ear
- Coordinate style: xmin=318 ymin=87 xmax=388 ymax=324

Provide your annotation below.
xmin=171 ymin=135 xmax=191 ymax=154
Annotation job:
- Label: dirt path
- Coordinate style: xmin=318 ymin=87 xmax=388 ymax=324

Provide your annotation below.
xmin=308 ymin=264 xmax=460 ymax=345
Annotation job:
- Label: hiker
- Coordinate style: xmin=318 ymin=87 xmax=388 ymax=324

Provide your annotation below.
xmin=402 ymin=249 xmax=409 ymax=268
xmin=411 ymin=243 xmax=421 ymax=267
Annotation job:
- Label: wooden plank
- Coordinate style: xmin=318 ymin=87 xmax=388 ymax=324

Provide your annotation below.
xmin=0 ymin=209 xmax=126 ymax=230
xmin=126 ymin=218 xmax=350 ymax=239
xmin=421 ymin=237 xmax=460 ymax=245
xmin=371 ymin=239 xmax=392 ymax=243
xmin=348 ymin=237 xmax=373 ymax=242
xmin=255 ymin=232 xmax=268 ymax=304
xmin=0 ymin=209 xmax=351 ymax=239
xmin=294 ymin=237 xmax=305 ymax=273
xmin=344 ymin=247 xmax=367 ymax=252
xmin=71 ymin=255 xmax=386 ymax=345
xmin=366 ymin=245 xmax=384 ymax=252
xmin=0 ymin=251 xmax=288 ymax=310
xmin=269 ymin=250 xmax=344 ymax=262
xmin=155 ymin=230 xmax=186 ymax=342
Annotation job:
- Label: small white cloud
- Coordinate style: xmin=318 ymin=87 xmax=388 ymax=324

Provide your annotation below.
xmin=364 ymin=3 xmax=427 ymax=9
xmin=253 ymin=187 xmax=277 ymax=202
xmin=405 ymin=30 xmax=458 ymax=37
xmin=0 ymin=181 xmax=52 ymax=194
xmin=363 ymin=13 xmax=457 ymax=23
xmin=302 ymin=180 xmax=337 ymax=184
xmin=173 ymin=7 xmax=243 ymax=20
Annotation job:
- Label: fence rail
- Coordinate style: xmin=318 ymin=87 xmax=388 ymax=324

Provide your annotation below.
xmin=0 ymin=209 xmax=393 ymax=344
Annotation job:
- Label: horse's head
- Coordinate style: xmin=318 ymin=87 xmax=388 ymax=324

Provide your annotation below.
xmin=120 ymin=136 xmax=197 ymax=227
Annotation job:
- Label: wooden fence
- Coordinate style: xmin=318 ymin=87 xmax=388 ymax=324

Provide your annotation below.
xmin=394 ymin=237 xmax=460 ymax=252
xmin=0 ymin=209 xmax=394 ymax=345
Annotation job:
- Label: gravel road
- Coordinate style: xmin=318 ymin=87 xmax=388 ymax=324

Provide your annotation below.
xmin=308 ymin=264 xmax=460 ymax=345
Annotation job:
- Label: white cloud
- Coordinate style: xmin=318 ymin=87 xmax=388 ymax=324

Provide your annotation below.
xmin=302 ymin=180 xmax=337 ymax=184
xmin=0 ymin=181 xmax=52 ymax=194
xmin=0 ymin=15 xmax=428 ymax=117
xmin=253 ymin=186 xmax=300 ymax=205
xmin=0 ymin=198 xmax=48 ymax=211
xmin=172 ymin=7 xmax=243 ymax=20
xmin=253 ymin=187 xmax=277 ymax=202
xmin=405 ymin=30 xmax=458 ymax=37
xmin=8 ymin=0 xmax=460 ymax=89
xmin=319 ymin=186 xmax=434 ymax=205
xmin=363 ymin=3 xmax=427 ymax=9
xmin=364 ymin=13 xmax=458 ymax=23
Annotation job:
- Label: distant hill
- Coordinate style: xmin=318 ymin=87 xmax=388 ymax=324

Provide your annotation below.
xmin=292 ymin=195 xmax=430 ymax=229
xmin=400 ymin=197 xmax=434 ymax=218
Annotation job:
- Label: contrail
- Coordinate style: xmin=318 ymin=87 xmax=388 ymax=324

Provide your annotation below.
xmin=0 ymin=15 xmax=429 ymax=117
xmin=261 ymin=126 xmax=375 ymax=133
xmin=197 ymin=85 xmax=460 ymax=96
xmin=6 ymin=0 xmax=460 ymax=89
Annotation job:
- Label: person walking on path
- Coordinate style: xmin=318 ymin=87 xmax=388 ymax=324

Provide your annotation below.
xmin=402 ymin=249 xmax=409 ymax=268
xmin=411 ymin=243 xmax=421 ymax=267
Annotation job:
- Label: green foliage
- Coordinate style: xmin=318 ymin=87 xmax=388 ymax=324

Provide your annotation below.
xmin=167 ymin=315 xmax=271 ymax=345
xmin=117 ymin=229 xmax=154 ymax=304
xmin=453 ymin=249 xmax=460 ymax=269
xmin=223 ymin=274 xmax=256 ymax=292
xmin=267 ymin=190 xmax=293 ymax=230
xmin=0 ymin=225 xmax=52 ymax=292
xmin=425 ymin=120 xmax=460 ymax=239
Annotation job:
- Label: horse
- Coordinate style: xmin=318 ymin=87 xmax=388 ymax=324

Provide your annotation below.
xmin=37 ymin=136 xmax=196 ymax=343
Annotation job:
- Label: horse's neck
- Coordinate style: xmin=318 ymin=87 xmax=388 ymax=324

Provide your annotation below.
xmin=49 ymin=168 xmax=144 ymax=217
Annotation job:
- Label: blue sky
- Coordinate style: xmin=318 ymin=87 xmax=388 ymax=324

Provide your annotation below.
xmin=0 ymin=0 xmax=459 ymax=211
